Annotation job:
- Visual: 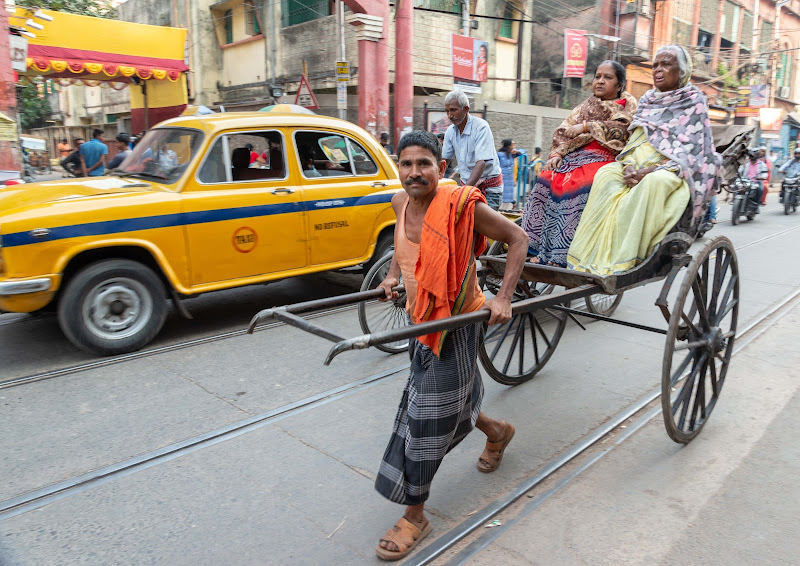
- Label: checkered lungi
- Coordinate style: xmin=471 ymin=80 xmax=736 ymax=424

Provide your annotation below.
xmin=374 ymin=322 xmax=485 ymax=506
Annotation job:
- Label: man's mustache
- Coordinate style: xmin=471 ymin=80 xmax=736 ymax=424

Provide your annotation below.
xmin=404 ymin=177 xmax=429 ymax=187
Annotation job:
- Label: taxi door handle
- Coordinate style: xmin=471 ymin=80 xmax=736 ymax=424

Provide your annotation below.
xmin=371 ymin=181 xmax=387 ymax=187
xmin=270 ymin=187 xmax=295 ymax=195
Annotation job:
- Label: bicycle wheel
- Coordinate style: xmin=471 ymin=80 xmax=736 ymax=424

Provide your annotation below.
xmin=358 ymin=253 xmax=409 ymax=354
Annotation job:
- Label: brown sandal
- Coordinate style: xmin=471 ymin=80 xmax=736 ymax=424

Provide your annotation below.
xmin=376 ymin=517 xmax=433 ymax=561
xmin=477 ymin=422 xmax=515 ymax=473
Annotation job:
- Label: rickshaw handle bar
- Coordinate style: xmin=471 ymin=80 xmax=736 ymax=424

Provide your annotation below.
xmin=247 ymin=286 xmax=406 ymax=334
xmin=324 ymin=284 xmax=599 ymax=365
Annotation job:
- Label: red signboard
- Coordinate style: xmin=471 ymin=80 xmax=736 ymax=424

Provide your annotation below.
xmin=452 ymin=34 xmax=474 ymax=81
xmin=451 ymin=34 xmax=489 ymax=84
xmin=564 ymin=29 xmax=588 ymax=78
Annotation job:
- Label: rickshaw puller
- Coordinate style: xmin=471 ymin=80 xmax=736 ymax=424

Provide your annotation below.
xmin=373 ymin=130 xmax=528 ymax=561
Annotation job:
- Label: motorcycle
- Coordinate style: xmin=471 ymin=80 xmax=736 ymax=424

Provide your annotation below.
xmin=780 ymin=176 xmax=799 ymax=214
xmin=730 ymin=175 xmax=761 ymax=225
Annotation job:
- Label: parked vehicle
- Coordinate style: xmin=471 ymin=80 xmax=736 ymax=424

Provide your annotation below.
xmin=0 ymin=170 xmax=24 ymax=186
xmin=730 ymin=175 xmax=761 ymax=225
xmin=0 ymin=110 xmax=406 ymax=355
xmin=780 ymin=176 xmax=799 ymax=214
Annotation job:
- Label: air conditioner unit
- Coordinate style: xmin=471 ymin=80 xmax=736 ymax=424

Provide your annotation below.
xmin=780 ymin=85 xmax=791 ymax=99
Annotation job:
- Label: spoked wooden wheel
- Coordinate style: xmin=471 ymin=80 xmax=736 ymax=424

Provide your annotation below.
xmin=479 ymin=282 xmax=569 ymax=386
xmin=662 ymin=236 xmax=739 ymax=443
xmin=480 ymin=218 xmax=527 ymax=300
xmin=584 ymin=291 xmax=624 ymax=316
xmin=358 ymin=253 xmax=410 ymax=354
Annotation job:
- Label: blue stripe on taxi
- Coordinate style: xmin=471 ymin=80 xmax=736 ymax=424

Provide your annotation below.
xmin=1 ymin=193 xmax=393 ymax=248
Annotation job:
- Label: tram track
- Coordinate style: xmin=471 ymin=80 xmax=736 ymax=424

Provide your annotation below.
xmin=0 ymin=302 xmax=360 ymax=390
xmin=1 ymin=281 xmax=798 ymax=537
xmin=0 ymin=360 xmax=412 ymax=522
xmin=2 ymin=221 xmax=798 ymax=393
xmin=410 ymin=285 xmax=800 ymax=566
xmin=2 ymin=222 xmax=799 ymax=541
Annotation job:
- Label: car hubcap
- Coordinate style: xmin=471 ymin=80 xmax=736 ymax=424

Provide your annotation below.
xmin=83 ymin=278 xmax=153 ymax=340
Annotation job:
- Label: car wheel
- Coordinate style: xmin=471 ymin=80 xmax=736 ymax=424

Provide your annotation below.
xmin=58 ymin=259 xmax=168 ymax=355
xmin=363 ymin=231 xmax=394 ymax=274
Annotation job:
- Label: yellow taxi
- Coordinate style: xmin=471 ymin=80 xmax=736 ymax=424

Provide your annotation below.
xmin=0 ymin=111 xmax=401 ymax=355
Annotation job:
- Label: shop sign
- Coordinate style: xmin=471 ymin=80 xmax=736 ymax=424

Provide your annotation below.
xmin=563 ymin=29 xmax=587 ymax=78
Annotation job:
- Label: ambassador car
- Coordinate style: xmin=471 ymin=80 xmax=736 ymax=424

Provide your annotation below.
xmin=0 ymin=111 xmax=401 ymax=355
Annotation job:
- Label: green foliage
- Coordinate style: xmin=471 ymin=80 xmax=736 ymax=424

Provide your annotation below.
xmin=17 ymin=81 xmax=52 ymax=131
xmin=15 ymin=0 xmax=117 ymax=18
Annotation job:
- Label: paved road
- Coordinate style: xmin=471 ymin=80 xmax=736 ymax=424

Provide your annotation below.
xmin=0 ymin=199 xmax=798 ymax=565
xmin=456 ymin=302 xmax=800 ymax=566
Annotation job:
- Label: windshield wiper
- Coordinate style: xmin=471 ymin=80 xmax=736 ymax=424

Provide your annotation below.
xmin=116 ymin=171 xmax=167 ymax=181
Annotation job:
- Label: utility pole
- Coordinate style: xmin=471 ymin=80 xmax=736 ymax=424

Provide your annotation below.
xmin=336 ymin=0 xmax=347 ymax=120
xmin=612 ymin=0 xmax=620 ymax=61
xmin=0 ymin=2 xmax=23 ymax=173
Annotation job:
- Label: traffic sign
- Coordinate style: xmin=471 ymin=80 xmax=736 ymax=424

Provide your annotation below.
xmin=295 ymin=75 xmax=319 ymax=109
xmin=336 ymin=61 xmax=349 ymax=82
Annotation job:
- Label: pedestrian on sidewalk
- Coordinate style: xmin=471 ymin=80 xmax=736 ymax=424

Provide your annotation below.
xmin=441 ymin=90 xmax=504 ymax=210
xmin=497 ymin=138 xmax=521 ymax=209
xmin=60 ymin=138 xmax=84 ymax=177
xmin=57 ymin=138 xmax=71 ymax=158
xmin=80 ymin=129 xmax=108 ymax=177
xmin=374 ymin=130 xmax=527 ymax=561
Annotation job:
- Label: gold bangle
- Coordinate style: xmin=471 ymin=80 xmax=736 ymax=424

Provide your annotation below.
xmin=583 ymin=121 xmax=588 ymax=133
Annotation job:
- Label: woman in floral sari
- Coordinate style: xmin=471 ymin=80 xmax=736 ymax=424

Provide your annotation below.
xmin=567 ymin=45 xmax=721 ymax=276
xmin=521 ymin=60 xmax=637 ymax=266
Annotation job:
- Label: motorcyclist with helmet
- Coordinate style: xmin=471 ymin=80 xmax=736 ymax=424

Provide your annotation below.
xmin=779 ymin=148 xmax=800 ymax=184
xmin=779 ymin=147 xmax=800 ymax=208
xmin=738 ymin=149 xmax=768 ymax=210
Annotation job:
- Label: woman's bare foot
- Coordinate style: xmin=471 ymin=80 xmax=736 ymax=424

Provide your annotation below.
xmin=528 ymin=256 xmax=542 ymax=264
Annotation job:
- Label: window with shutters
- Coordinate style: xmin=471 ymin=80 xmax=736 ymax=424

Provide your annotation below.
xmin=282 ymin=0 xmax=331 ymax=27
xmin=246 ymin=1 xmax=261 ymax=35
xmin=224 ymin=10 xmax=233 ymax=44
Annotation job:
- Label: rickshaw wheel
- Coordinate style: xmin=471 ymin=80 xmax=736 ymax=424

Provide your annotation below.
xmin=478 ymin=281 xmax=569 ymax=386
xmin=661 ymin=236 xmax=739 ymax=444
xmin=358 ymin=252 xmax=410 ymax=354
xmin=480 ymin=217 xmax=528 ymax=300
xmin=584 ymin=291 xmax=624 ymax=316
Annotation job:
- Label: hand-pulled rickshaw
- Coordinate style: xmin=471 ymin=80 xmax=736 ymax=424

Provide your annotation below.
xmin=248 ymin=124 xmax=753 ymax=445
xmin=249 ymin=167 xmax=739 ymax=445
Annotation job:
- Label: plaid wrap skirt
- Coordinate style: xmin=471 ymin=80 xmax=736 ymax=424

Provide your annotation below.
xmin=375 ymin=322 xmax=484 ymax=506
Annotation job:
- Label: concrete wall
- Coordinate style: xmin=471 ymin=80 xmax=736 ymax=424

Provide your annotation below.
xmin=528 ymin=1 xmax=611 ymax=108
xmin=270 ymin=94 xmax=568 ymax=154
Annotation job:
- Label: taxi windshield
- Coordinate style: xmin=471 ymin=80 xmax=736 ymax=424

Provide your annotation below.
xmin=116 ymin=127 xmax=203 ymax=184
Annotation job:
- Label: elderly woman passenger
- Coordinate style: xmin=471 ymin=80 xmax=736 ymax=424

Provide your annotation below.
xmin=522 ymin=60 xmax=637 ymax=267
xmin=567 ymin=46 xmax=721 ymax=275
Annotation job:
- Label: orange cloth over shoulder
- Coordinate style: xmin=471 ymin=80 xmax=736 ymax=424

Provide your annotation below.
xmin=413 ymin=184 xmax=488 ymax=356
